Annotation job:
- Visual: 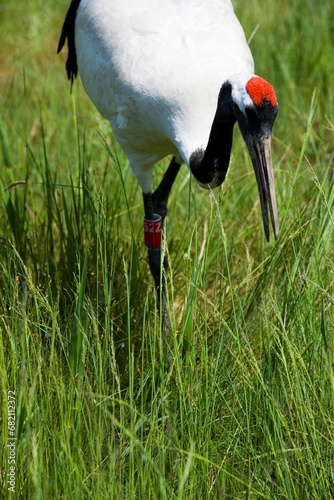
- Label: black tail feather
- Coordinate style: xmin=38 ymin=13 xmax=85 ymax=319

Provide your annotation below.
xmin=57 ymin=0 xmax=81 ymax=83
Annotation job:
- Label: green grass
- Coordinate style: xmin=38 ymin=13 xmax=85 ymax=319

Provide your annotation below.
xmin=1 ymin=0 xmax=334 ymax=498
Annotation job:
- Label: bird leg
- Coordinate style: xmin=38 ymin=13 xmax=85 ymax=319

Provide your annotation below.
xmin=151 ymin=156 xmax=181 ymax=219
xmin=143 ymin=156 xmax=181 ymax=345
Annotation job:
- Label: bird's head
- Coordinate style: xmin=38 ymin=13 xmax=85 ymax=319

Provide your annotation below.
xmin=230 ymin=73 xmax=278 ymax=242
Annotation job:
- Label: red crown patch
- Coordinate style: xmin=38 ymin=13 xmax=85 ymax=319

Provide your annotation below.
xmin=246 ymin=77 xmax=277 ymax=107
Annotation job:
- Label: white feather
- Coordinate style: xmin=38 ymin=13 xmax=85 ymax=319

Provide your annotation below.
xmin=230 ymin=72 xmax=256 ymax=115
xmin=75 ymin=0 xmax=254 ymax=192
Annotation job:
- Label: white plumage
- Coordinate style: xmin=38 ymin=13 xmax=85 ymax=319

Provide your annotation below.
xmin=74 ymin=0 xmax=254 ymax=191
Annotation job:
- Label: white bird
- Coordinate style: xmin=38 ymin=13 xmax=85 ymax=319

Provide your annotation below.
xmin=58 ymin=0 xmax=278 ymax=333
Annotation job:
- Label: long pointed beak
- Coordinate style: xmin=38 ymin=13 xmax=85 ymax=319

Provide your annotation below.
xmin=249 ymin=136 xmax=279 ymax=241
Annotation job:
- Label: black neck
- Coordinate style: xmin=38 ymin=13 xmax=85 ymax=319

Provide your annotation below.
xmin=189 ymin=82 xmax=236 ymax=187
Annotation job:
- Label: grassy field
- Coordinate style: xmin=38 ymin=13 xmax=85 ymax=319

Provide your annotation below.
xmin=1 ymin=0 xmax=333 ymax=498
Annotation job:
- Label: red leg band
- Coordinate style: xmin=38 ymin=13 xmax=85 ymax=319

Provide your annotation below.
xmin=144 ymin=214 xmax=162 ymax=248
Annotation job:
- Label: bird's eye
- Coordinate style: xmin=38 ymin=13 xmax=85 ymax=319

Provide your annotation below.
xmin=245 ymin=107 xmax=255 ymax=120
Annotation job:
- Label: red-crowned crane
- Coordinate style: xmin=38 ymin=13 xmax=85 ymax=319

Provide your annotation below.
xmin=58 ymin=0 xmax=278 ymax=335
